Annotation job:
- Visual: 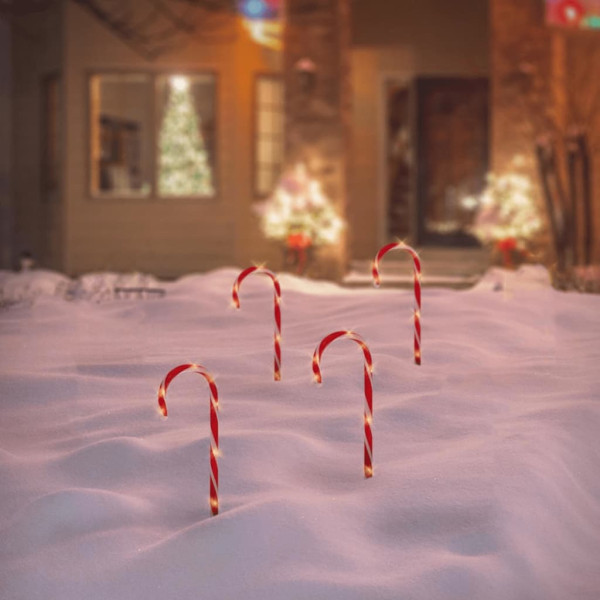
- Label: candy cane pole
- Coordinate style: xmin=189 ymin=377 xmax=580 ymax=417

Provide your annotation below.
xmin=312 ymin=331 xmax=375 ymax=478
xmin=157 ymin=363 xmax=220 ymax=516
xmin=232 ymin=266 xmax=282 ymax=381
xmin=372 ymin=242 xmax=422 ymax=365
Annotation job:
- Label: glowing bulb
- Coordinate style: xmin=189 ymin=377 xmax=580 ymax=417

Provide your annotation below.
xmin=171 ymin=76 xmax=189 ymax=92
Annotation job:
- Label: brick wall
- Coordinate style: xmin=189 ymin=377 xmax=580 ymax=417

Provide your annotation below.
xmin=491 ymin=0 xmax=599 ymax=262
xmin=284 ymin=0 xmax=351 ymax=279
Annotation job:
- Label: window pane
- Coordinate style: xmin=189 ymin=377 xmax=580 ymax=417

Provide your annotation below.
xmin=258 ymin=167 xmax=273 ymax=193
xmin=258 ymin=110 xmax=272 ymax=135
xmin=157 ymin=74 xmax=217 ymax=197
xmin=90 ymin=74 xmax=152 ymax=197
xmin=255 ymin=75 xmax=284 ymax=196
xmin=258 ymin=138 xmax=271 ymax=164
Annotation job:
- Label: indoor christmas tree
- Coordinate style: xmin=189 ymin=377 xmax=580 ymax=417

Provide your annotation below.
xmin=159 ymin=76 xmax=214 ymax=196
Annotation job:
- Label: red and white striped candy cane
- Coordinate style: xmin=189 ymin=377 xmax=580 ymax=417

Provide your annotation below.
xmin=312 ymin=330 xmax=375 ymax=478
xmin=232 ymin=266 xmax=282 ymax=381
xmin=157 ymin=363 xmax=220 ymax=516
xmin=372 ymin=242 xmax=422 ymax=365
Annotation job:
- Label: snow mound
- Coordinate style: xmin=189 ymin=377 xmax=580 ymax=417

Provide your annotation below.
xmin=0 ymin=269 xmax=70 ymax=306
xmin=0 ymin=269 xmax=164 ymax=306
xmin=1 ymin=267 xmax=599 ymax=599
xmin=473 ymin=264 xmax=552 ymax=292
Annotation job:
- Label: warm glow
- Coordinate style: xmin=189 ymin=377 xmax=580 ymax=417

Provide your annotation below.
xmin=242 ymin=19 xmax=282 ymax=50
xmin=470 ymin=172 xmax=542 ymax=246
xmin=170 ymin=75 xmax=189 ymax=92
xmin=257 ymin=164 xmax=345 ymax=247
xmin=160 ymin=75 xmax=214 ymax=197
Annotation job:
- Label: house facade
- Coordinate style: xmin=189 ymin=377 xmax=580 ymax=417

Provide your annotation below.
xmin=2 ymin=0 xmax=597 ymax=279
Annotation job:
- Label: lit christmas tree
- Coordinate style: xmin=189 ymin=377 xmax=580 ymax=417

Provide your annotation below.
xmin=159 ymin=76 xmax=214 ymax=196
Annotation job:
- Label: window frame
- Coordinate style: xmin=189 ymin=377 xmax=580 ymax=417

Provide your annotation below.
xmin=87 ymin=69 xmax=219 ymax=202
xmin=252 ymin=73 xmax=285 ymax=199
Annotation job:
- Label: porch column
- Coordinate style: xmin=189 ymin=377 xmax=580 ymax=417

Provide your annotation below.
xmin=283 ymin=0 xmax=351 ymax=280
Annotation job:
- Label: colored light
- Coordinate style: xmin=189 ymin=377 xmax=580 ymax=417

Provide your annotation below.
xmin=242 ymin=0 xmax=267 ymax=18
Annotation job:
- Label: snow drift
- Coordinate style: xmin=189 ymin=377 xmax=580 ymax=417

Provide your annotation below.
xmin=0 ymin=266 xmax=599 ymax=600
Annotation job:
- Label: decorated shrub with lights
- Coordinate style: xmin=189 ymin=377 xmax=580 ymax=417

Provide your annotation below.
xmin=258 ymin=164 xmax=345 ymax=273
xmin=469 ymin=173 xmax=543 ymax=267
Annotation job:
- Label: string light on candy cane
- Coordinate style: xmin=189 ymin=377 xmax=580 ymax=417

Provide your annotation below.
xmin=312 ymin=331 xmax=375 ymax=478
xmin=157 ymin=363 xmax=220 ymax=516
xmin=232 ymin=266 xmax=282 ymax=381
xmin=372 ymin=242 xmax=422 ymax=365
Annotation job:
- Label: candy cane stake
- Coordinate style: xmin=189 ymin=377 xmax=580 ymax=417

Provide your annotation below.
xmin=312 ymin=331 xmax=375 ymax=478
xmin=232 ymin=266 xmax=282 ymax=381
xmin=157 ymin=363 xmax=220 ymax=516
xmin=372 ymin=242 xmax=422 ymax=365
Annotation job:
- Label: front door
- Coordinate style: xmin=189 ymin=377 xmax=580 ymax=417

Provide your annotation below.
xmin=415 ymin=77 xmax=489 ymax=246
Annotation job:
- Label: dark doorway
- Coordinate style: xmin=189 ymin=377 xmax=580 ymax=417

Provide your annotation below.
xmin=385 ymin=82 xmax=411 ymax=240
xmin=415 ymin=77 xmax=489 ymax=246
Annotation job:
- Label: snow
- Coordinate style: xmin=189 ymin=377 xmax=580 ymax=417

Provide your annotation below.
xmin=1 ymin=266 xmax=599 ymax=600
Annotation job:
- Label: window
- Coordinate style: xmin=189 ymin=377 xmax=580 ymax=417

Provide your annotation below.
xmin=89 ymin=72 xmax=217 ymax=198
xmin=255 ymin=75 xmax=284 ymax=196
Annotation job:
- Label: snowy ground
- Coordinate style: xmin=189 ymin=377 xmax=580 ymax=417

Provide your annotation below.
xmin=1 ymin=266 xmax=599 ymax=600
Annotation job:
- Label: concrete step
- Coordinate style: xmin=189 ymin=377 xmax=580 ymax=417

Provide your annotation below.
xmin=344 ymin=247 xmax=490 ymax=289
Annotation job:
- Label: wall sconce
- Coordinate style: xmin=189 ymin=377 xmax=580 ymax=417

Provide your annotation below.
xmin=294 ymin=57 xmax=317 ymax=94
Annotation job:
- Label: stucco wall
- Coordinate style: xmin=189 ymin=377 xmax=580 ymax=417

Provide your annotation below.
xmin=348 ymin=0 xmax=489 ymax=259
xmin=60 ymin=2 xmax=282 ymax=277
xmin=10 ymin=3 xmax=63 ymax=270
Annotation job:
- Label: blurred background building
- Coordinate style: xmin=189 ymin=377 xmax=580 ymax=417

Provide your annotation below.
xmin=0 ymin=0 xmax=597 ymax=281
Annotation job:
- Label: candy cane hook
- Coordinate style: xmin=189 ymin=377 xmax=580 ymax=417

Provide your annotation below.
xmin=372 ymin=242 xmax=422 ymax=365
xmin=312 ymin=331 xmax=375 ymax=478
xmin=157 ymin=363 xmax=220 ymax=516
xmin=232 ymin=266 xmax=282 ymax=381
